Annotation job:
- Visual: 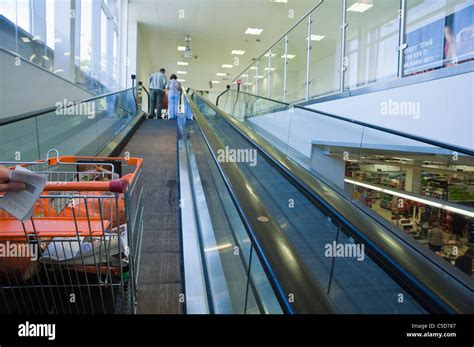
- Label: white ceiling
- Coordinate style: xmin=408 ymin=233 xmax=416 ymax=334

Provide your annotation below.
xmin=131 ymin=0 xmax=319 ymax=92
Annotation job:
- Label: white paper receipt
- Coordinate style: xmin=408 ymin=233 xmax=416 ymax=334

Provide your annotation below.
xmin=0 ymin=166 xmax=47 ymax=221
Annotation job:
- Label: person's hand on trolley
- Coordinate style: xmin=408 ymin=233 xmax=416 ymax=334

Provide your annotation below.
xmin=0 ymin=166 xmax=26 ymax=192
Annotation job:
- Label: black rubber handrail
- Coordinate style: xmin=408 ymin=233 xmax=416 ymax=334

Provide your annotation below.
xmin=216 ymin=89 xmax=474 ymax=157
xmin=0 ymin=88 xmax=136 ymax=127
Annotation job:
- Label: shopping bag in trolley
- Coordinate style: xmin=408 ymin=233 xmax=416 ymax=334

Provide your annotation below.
xmin=40 ymin=224 xmax=129 ymax=266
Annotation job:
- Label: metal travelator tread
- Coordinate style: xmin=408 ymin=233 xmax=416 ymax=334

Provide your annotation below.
xmin=120 ymin=120 xmax=183 ymax=314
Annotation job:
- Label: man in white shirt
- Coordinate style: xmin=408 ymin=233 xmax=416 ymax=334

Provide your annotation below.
xmin=148 ymin=68 xmax=167 ymax=119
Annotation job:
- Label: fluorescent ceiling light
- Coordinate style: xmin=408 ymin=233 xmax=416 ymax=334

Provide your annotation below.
xmin=245 ymin=28 xmax=263 ymax=35
xmin=177 ymin=79 xmax=186 ymax=82
xmin=32 ymin=35 xmax=41 ymax=41
xmin=347 ymin=0 xmax=373 ymax=13
xmin=269 ymin=0 xmax=288 ymax=3
xmin=177 ymin=71 xmax=187 ymax=74
xmin=244 ymin=82 xmax=253 ymax=86
xmin=231 ymin=50 xmax=246 ymax=55
xmin=216 ymin=73 xmax=227 ymax=77
xmin=177 ymin=46 xmax=186 ymax=51
xmin=281 ymin=54 xmax=296 ymax=59
xmin=222 ymin=64 xmax=233 ymax=68
xmin=241 ymin=74 xmax=248 ymax=78
xmin=249 ymin=66 xmax=257 ymax=70
xmin=264 ymin=67 xmax=276 ymax=71
xmin=307 ymin=34 xmax=326 ymax=41
xmin=21 ymin=37 xmax=30 ymax=43
xmin=344 ymin=179 xmax=474 ymax=218
xmin=254 ymin=75 xmax=264 ymax=79
xmin=211 ymin=81 xmax=221 ymax=84
xmin=264 ymin=52 xmax=277 ymax=58
xmin=42 ymin=55 xmax=50 ymax=61
xmin=177 ymin=61 xmax=188 ymax=66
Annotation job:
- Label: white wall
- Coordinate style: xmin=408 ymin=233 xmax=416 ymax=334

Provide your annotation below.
xmin=247 ymin=71 xmax=474 ymax=169
xmin=0 ymin=50 xmax=92 ymax=119
xmin=311 ymin=72 xmax=474 ymax=150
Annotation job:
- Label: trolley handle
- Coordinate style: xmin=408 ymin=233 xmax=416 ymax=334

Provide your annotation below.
xmin=5 ymin=156 xmax=143 ymax=194
xmin=45 ymin=174 xmax=133 ymax=193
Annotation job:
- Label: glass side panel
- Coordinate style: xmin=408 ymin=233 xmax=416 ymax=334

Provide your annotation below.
xmin=286 ymin=20 xmax=308 ymax=103
xmin=1 ymin=89 xmax=138 ymax=160
xmin=344 ymin=0 xmax=401 ymax=89
xmin=310 ymin=0 xmax=343 ymax=97
xmin=0 ymin=117 xmax=39 ymax=161
xmin=268 ymin=39 xmax=286 ymax=102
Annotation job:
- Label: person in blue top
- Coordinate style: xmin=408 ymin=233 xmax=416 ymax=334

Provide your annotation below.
xmin=148 ymin=68 xmax=167 ymax=119
xmin=166 ymin=74 xmax=183 ymax=120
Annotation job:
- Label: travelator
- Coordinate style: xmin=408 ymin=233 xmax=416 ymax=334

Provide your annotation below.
xmin=179 ymin=88 xmax=474 ymax=314
xmin=0 ymin=85 xmax=472 ymax=314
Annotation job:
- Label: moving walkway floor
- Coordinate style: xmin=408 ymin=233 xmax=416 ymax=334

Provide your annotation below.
xmin=120 ymin=119 xmax=183 ymax=314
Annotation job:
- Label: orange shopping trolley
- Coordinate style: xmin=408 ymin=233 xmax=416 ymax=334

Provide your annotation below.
xmin=0 ymin=150 xmax=144 ymax=314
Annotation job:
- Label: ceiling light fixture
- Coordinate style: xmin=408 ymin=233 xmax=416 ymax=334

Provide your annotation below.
xmin=347 ymin=0 xmax=373 ymax=13
xmin=216 ymin=73 xmax=227 ymax=76
xmin=264 ymin=52 xmax=277 ymax=57
xmin=177 ymin=79 xmax=186 ymax=82
xmin=177 ymin=71 xmax=187 ymax=74
xmin=231 ymin=50 xmax=246 ymax=55
xmin=281 ymin=54 xmax=296 ymax=59
xmin=211 ymin=81 xmax=221 ymax=84
xmin=222 ymin=64 xmax=233 ymax=68
xmin=264 ymin=67 xmax=276 ymax=71
xmin=307 ymin=34 xmax=326 ymax=41
xmin=177 ymin=46 xmax=186 ymax=51
xmin=345 ymin=179 xmax=474 ymax=218
xmin=177 ymin=61 xmax=188 ymax=66
xmin=245 ymin=28 xmax=263 ymax=35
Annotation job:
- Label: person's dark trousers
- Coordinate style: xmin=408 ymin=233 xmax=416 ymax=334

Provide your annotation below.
xmin=156 ymin=90 xmax=165 ymax=119
xmin=149 ymin=89 xmax=158 ymax=119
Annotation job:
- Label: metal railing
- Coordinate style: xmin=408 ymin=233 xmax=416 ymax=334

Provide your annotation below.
xmin=230 ymin=0 xmax=473 ymax=103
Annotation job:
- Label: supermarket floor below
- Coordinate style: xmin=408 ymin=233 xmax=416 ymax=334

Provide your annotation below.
xmin=121 ymin=119 xmax=184 ymax=314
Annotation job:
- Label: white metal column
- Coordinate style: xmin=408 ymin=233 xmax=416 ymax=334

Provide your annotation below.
xmin=305 ymin=15 xmax=312 ymax=101
xmin=255 ymin=59 xmax=259 ymax=96
xmin=339 ymin=0 xmax=348 ymax=92
xmin=397 ymin=0 xmax=408 ymax=78
xmin=267 ymin=51 xmax=272 ymax=98
xmin=283 ymin=35 xmax=288 ymax=102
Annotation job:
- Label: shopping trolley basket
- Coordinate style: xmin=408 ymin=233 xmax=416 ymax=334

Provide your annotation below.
xmin=0 ymin=150 xmax=144 ymax=314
